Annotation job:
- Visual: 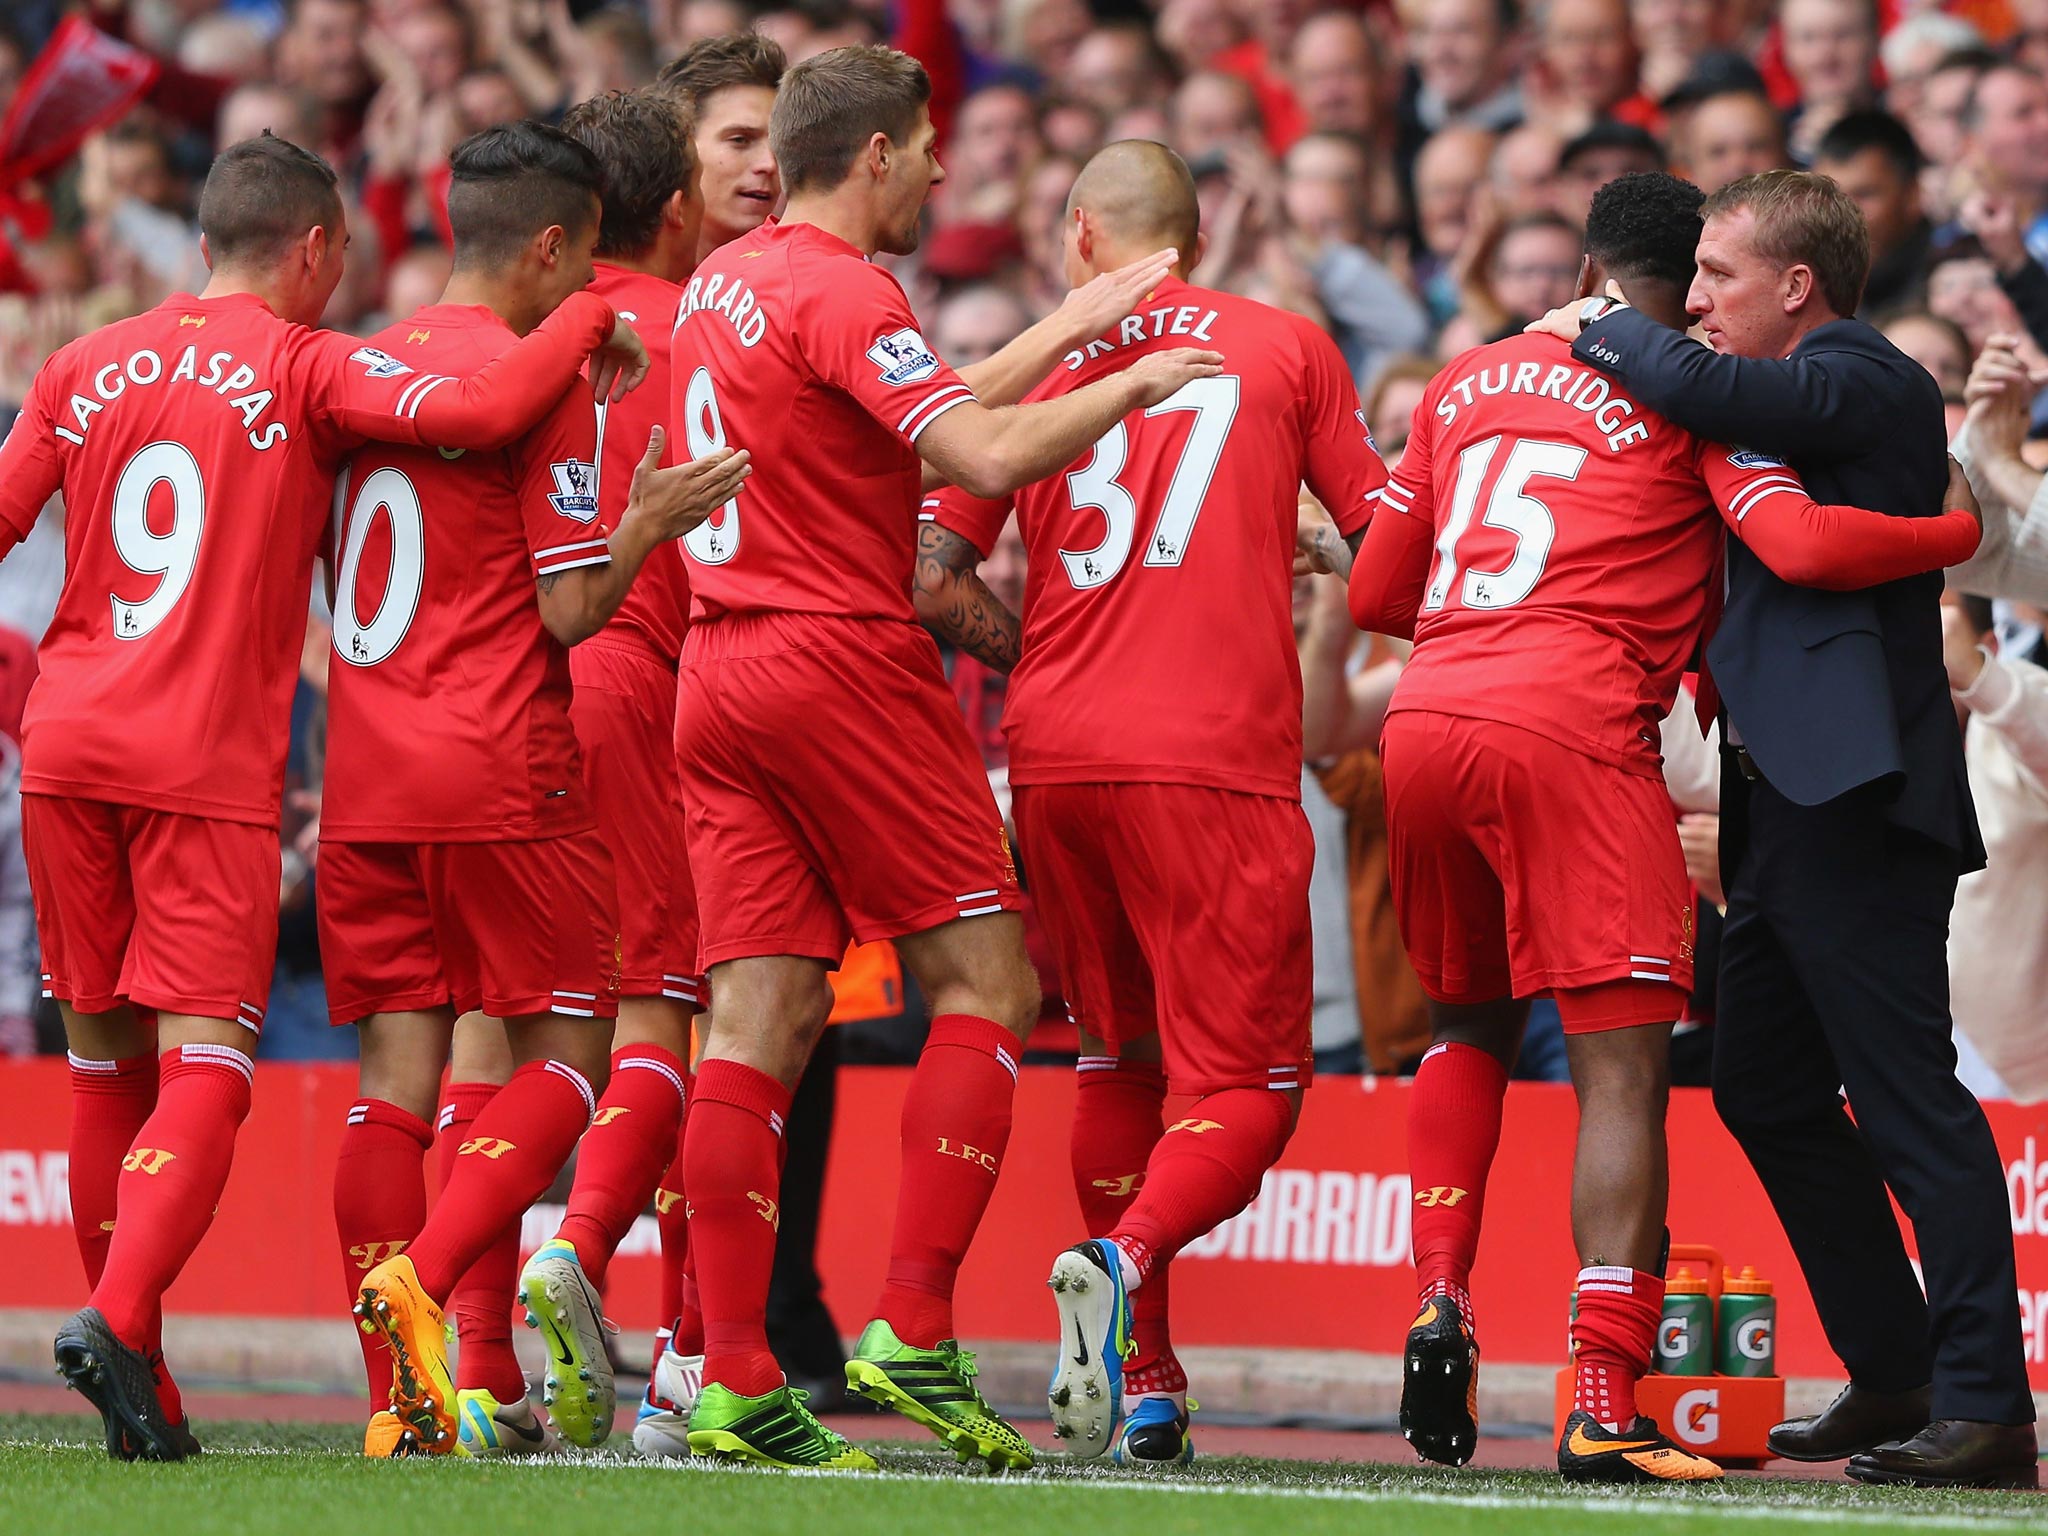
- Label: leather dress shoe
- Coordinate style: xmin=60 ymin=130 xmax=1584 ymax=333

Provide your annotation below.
xmin=1846 ymin=1419 xmax=2040 ymax=1488
xmin=1768 ymin=1383 xmax=1933 ymax=1462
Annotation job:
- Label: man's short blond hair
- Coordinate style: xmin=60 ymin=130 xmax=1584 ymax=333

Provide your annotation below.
xmin=1701 ymin=169 xmax=1870 ymax=318
xmin=769 ymin=45 xmax=930 ymax=194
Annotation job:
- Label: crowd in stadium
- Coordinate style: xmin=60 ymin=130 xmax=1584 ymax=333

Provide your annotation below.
xmin=4 ymin=0 xmax=2048 ymax=1097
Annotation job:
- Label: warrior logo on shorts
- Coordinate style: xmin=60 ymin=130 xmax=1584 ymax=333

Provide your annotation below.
xmin=548 ymin=458 xmax=601 ymax=522
xmin=867 ymin=327 xmax=942 ymax=386
xmin=350 ymin=346 xmax=413 ymax=380
xmin=1680 ymin=902 xmax=1696 ymax=962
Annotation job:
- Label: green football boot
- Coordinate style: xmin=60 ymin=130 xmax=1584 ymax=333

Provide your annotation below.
xmin=844 ymin=1319 xmax=1035 ymax=1470
xmin=685 ymin=1381 xmax=877 ymax=1470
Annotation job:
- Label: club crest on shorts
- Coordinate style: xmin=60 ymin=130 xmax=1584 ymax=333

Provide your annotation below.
xmin=350 ymin=346 xmax=413 ymax=380
xmin=549 ymin=458 xmax=600 ymax=521
xmin=867 ymin=327 xmax=941 ymax=386
xmin=1726 ymin=447 xmax=1787 ymax=471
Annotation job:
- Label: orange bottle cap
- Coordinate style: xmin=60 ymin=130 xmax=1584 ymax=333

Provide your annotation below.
xmin=1722 ymin=1264 xmax=1772 ymax=1295
xmin=1667 ymin=1266 xmax=1710 ymax=1294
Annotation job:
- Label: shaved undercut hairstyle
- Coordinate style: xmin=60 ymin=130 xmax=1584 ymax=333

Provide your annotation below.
xmin=771 ymin=44 xmax=929 ymax=194
xmin=446 ymin=121 xmax=604 ymax=271
xmin=1584 ymin=171 xmax=1705 ymax=286
xmin=1066 ymin=139 xmax=1200 ymax=262
xmin=198 ymin=131 xmax=343 ymax=265
xmin=561 ymin=90 xmax=695 ymax=258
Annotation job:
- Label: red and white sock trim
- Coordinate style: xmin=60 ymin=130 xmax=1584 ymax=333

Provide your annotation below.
xmin=543 ymin=1059 xmax=597 ymax=1121
xmin=618 ymin=1053 xmax=687 ymax=1102
xmin=177 ymin=1041 xmax=254 ymax=1084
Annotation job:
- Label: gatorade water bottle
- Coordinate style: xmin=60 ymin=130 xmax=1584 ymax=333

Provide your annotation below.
xmin=1718 ymin=1266 xmax=1776 ymax=1377
xmin=1656 ymin=1268 xmax=1713 ymax=1375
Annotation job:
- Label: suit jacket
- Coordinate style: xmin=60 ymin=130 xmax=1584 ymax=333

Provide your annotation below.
xmin=1575 ymin=308 xmax=1985 ymax=868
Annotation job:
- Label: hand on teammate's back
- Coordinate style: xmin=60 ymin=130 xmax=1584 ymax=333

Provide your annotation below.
xmin=1122 ymin=347 xmax=1226 ymax=408
xmin=589 ymin=315 xmax=652 ymax=402
xmin=625 ymin=427 xmax=752 ymax=542
xmin=1053 ymin=248 xmax=1181 ymax=341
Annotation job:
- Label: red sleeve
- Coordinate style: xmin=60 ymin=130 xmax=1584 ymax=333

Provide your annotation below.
xmin=310 ymin=290 xmax=617 ymax=453
xmin=1700 ymin=442 xmax=1981 ymax=590
xmin=0 ymin=370 xmax=66 ymax=547
xmin=1348 ymin=391 xmax=1439 ymax=637
xmin=892 ymin=0 xmax=964 ymax=148
xmin=922 ymin=487 xmax=1011 ymax=558
xmin=1296 ymin=319 xmax=1388 ymax=538
xmin=515 ymin=388 xmax=609 ymax=579
xmin=798 ymin=261 xmax=978 ymax=448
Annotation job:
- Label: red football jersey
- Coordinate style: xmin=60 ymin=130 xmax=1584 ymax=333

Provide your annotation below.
xmin=0 ymin=289 xmax=611 ymax=825
xmin=1374 ymin=331 xmax=1824 ymax=775
xmin=930 ymin=277 xmax=1386 ymax=799
xmin=670 ymin=220 xmax=979 ymax=623
xmin=321 ymin=305 xmax=606 ymax=842
xmin=590 ymin=262 xmax=690 ymax=663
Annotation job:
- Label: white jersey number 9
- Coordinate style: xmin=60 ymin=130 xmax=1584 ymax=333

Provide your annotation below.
xmin=681 ymin=366 xmax=741 ymax=566
xmin=332 ymin=467 xmax=426 ymax=667
xmin=109 ymin=441 xmax=205 ymax=640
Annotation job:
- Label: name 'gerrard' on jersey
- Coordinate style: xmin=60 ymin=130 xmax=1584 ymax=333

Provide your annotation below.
xmin=669 ymin=220 xmax=979 ymax=624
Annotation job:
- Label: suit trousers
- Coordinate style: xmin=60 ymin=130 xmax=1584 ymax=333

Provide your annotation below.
xmin=1712 ymin=764 xmax=2033 ymax=1424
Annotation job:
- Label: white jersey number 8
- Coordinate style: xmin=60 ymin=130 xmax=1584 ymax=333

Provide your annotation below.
xmin=681 ymin=366 xmax=742 ymax=566
xmin=110 ymin=441 xmax=205 ymax=640
xmin=332 ymin=467 xmax=426 ymax=667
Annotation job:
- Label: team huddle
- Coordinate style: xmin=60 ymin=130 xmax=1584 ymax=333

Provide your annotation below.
xmin=0 ymin=32 xmax=1990 ymax=1488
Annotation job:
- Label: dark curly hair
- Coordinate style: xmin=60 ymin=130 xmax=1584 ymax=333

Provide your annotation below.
xmin=561 ymin=90 xmax=695 ymax=259
xmin=1584 ymin=172 xmax=1705 ymax=288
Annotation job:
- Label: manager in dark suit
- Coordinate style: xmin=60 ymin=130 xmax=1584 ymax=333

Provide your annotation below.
xmin=1532 ymin=170 xmax=2036 ymax=1487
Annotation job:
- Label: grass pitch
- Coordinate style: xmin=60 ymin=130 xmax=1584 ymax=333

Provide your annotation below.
xmin=4 ymin=1413 xmax=2047 ymax=1536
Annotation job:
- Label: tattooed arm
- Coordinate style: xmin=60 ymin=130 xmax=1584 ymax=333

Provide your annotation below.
xmin=1294 ymin=492 xmax=1368 ymax=580
xmin=912 ymin=522 xmax=1022 ymax=674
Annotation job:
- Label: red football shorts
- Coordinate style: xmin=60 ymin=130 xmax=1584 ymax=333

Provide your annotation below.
xmin=1012 ymin=781 xmax=1313 ymax=1095
xmin=569 ymin=638 xmax=703 ymax=1009
xmin=318 ymin=831 xmax=622 ymax=1024
xmin=676 ymin=613 xmax=1021 ymax=969
xmin=1379 ymin=710 xmax=1693 ymax=1030
xmin=23 ymin=793 xmax=279 ymax=1031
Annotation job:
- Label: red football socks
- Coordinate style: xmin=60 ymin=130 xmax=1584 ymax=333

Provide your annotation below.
xmin=67 ymin=1051 xmax=158 ymax=1288
xmin=333 ymin=1097 xmax=432 ymax=1400
xmin=1572 ymin=1266 xmax=1664 ymax=1429
xmin=876 ymin=1014 xmax=1022 ymax=1349
xmin=555 ymin=1045 xmax=686 ymax=1290
xmin=89 ymin=1044 xmax=253 ymax=1345
xmin=1071 ymin=1056 xmax=1182 ymax=1394
xmin=686 ymin=1058 xmax=791 ymax=1397
xmin=405 ymin=1061 xmax=594 ymax=1302
xmin=655 ymin=1073 xmax=691 ymax=1336
xmin=1112 ymin=1087 xmax=1294 ymax=1286
xmin=1407 ymin=1041 xmax=1508 ymax=1316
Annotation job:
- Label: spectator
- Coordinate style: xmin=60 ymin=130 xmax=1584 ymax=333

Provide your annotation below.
xmin=1066 ymin=21 xmax=1174 ymax=120
xmin=1960 ymin=63 xmax=2048 ymax=271
xmin=1910 ymin=46 xmax=1996 ymax=222
xmin=1490 ymin=122 xmax=1564 ymax=219
xmin=1412 ymin=122 xmax=1498 ymax=321
xmin=1630 ymin=0 xmax=1726 ymax=103
xmin=1397 ymin=0 xmax=1525 ymax=173
xmin=277 ymin=0 xmax=371 ymax=155
xmin=1155 ymin=0 xmax=1244 ymax=78
xmin=215 ymin=82 xmax=323 ymax=154
xmin=1288 ymin=10 xmax=1382 ymax=140
xmin=1167 ymin=68 xmax=1263 ymax=163
xmin=1884 ymin=309 xmax=1972 ymax=399
xmin=1780 ymin=0 xmax=1880 ymax=161
xmin=1482 ymin=209 xmax=1583 ymax=331
xmin=1814 ymin=110 xmax=1931 ymax=316
xmin=1943 ymin=591 xmax=2048 ymax=1103
xmin=1531 ymin=0 xmax=1646 ymax=138
xmin=1553 ymin=118 xmax=1662 ymax=225
xmin=1880 ymin=10 xmax=1984 ymax=127
xmin=931 ymin=284 xmax=1033 ymax=369
xmin=1678 ymin=86 xmax=1791 ymax=192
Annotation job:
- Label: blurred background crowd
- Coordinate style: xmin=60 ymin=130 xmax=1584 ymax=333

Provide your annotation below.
xmin=5 ymin=0 xmax=2048 ymax=1104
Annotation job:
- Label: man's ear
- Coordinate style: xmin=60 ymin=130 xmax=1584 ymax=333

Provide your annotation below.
xmin=1782 ymin=261 xmax=1815 ymax=313
xmin=868 ymin=130 xmax=890 ymax=180
xmin=199 ymin=231 xmax=215 ymax=273
xmin=1573 ymin=252 xmax=1598 ymax=302
xmin=664 ymin=187 xmax=694 ymax=230
xmin=1188 ymin=229 xmax=1209 ymax=277
xmin=539 ymin=223 xmax=567 ymax=267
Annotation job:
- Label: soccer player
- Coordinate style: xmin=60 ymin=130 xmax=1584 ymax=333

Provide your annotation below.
xmin=326 ymin=122 xmax=749 ymax=1458
xmin=921 ymin=140 xmax=1389 ymax=1467
xmin=669 ymin=45 xmax=1220 ymax=1471
xmin=0 ymin=132 xmax=647 ymax=1463
xmin=652 ymin=31 xmax=787 ymax=269
xmin=1347 ymin=172 xmax=1982 ymax=1484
